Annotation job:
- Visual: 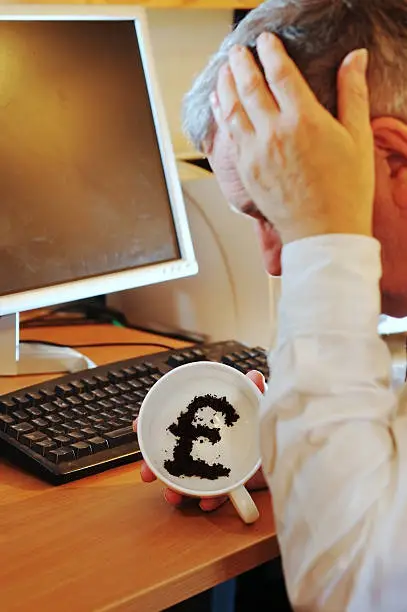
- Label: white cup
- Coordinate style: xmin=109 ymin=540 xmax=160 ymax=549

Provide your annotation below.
xmin=137 ymin=361 xmax=262 ymax=524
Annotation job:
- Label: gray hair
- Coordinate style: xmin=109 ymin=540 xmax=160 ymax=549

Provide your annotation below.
xmin=182 ymin=0 xmax=407 ymax=152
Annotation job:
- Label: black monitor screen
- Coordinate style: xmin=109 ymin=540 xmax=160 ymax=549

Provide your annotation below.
xmin=0 ymin=21 xmax=180 ymax=296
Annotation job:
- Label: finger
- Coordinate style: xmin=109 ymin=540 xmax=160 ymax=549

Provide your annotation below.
xmin=228 ymin=45 xmax=279 ymax=131
xmin=132 ymin=417 xmax=138 ymax=433
xmin=140 ymin=462 xmax=157 ymax=483
xmin=216 ymin=62 xmax=254 ymax=138
xmin=338 ymin=49 xmax=371 ymax=146
xmin=199 ymin=496 xmax=228 ymax=512
xmin=209 ymin=90 xmax=223 ymax=129
xmin=164 ymin=488 xmax=184 ymax=506
xmin=246 ymin=370 xmax=266 ymax=394
xmin=257 ymin=32 xmax=316 ymax=114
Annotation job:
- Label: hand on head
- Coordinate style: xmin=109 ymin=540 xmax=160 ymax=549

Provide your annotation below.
xmin=210 ymin=33 xmax=375 ymax=245
xmin=133 ymin=370 xmax=268 ymax=512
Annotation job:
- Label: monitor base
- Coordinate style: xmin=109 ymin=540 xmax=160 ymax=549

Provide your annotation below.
xmin=17 ymin=342 xmax=96 ymax=376
xmin=0 ymin=313 xmax=96 ymax=376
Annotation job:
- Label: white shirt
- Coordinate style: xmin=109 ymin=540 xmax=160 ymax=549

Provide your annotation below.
xmin=260 ymin=235 xmax=407 ymax=612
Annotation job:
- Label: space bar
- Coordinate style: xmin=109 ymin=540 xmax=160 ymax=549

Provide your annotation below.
xmin=105 ymin=426 xmax=137 ymax=447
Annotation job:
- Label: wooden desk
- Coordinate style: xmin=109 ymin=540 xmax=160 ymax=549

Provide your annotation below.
xmin=0 ymin=325 xmax=278 ymax=612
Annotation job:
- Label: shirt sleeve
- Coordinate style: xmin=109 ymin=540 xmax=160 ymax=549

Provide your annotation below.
xmin=261 ymin=235 xmax=407 ymax=612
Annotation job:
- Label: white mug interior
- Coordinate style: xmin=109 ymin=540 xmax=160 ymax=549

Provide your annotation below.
xmin=138 ymin=362 xmax=262 ymax=498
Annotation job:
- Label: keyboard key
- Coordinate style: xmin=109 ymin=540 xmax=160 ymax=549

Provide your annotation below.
xmin=68 ymin=431 xmax=85 ymax=442
xmin=104 ymin=385 xmax=119 ymax=397
xmin=112 ymin=407 xmax=129 ymax=417
xmin=45 ymin=414 xmax=63 ymax=425
xmin=71 ymin=407 xmax=87 ymax=417
xmin=53 ymin=435 xmax=71 ymax=446
xmin=107 ymin=420 xmax=121 ymax=429
xmin=180 ymin=351 xmax=197 ymax=362
xmin=9 ymin=422 xmax=34 ymax=440
xmin=115 ymin=382 xmax=132 ymax=393
xmin=67 ymin=396 xmax=83 ymax=407
xmin=32 ymin=418 xmax=49 ymax=430
xmin=60 ymin=410 xmax=75 ymax=420
xmin=12 ymin=395 xmax=31 ymax=409
xmin=0 ymin=399 xmax=17 ymax=414
xmin=119 ymin=416 xmax=133 ymax=425
xmin=93 ymin=389 xmax=107 ymax=400
xmin=26 ymin=391 xmax=43 ymax=405
xmin=110 ymin=396 xmax=126 ymax=406
xmin=69 ymin=380 xmax=86 ymax=393
xmin=79 ymin=392 xmax=96 ymax=403
xmin=122 ymin=367 xmax=137 ymax=378
xmin=39 ymin=388 xmax=56 ymax=402
xmin=80 ymin=377 xmax=97 ymax=390
xmin=235 ymin=361 xmax=248 ymax=372
xmin=80 ymin=427 xmax=97 ymax=438
xmin=74 ymin=419 xmax=91 ymax=429
xmin=42 ymin=403 xmax=57 ymax=414
xmin=142 ymin=361 xmax=156 ymax=372
xmin=139 ymin=377 xmax=154 ymax=388
xmin=33 ymin=439 xmax=57 ymax=456
xmin=108 ymin=370 xmax=126 ymax=383
xmin=128 ymin=380 xmax=143 ymax=390
xmin=133 ymin=390 xmax=146 ymax=401
xmin=100 ymin=412 xmax=113 ymax=421
xmin=88 ymin=437 xmax=109 ymax=452
xmin=94 ymin=375 xmax=110 ymax=387
xmin=88 ymin=415 xmax=104 ymax=424
xmin=70 ymin=441 xmax=92 ymax=458
xmin=12 ymin=410 xmax=30 ymax=422
xmin=87 ymin=404 xmax=102 ymax=414
xmin=134 ymin=364 xmax=149 ymax=376
xmin=46 ymin=447 xmax=76 ymax=463
xmin=47 ymin=426 xmax=65 ymax=437
xmin=221 ymin=354 xmax=236 ymax=366
xmin=104 ymin=426 xmax=137 ymax=447
xmin=93 ymin=423 xmax=110 ymax=434
xmin=97 ymin=399 xmax=114 ymax=411
xmin=167 ymin=354 xmax=185 ymax=368
xmin=120 ymin=394 xmax=136 ymax=403
xmin=53 ymin=398 xmax=70 ymax=410
xmin=26 ymin=407 xmax=43 ymax=418
xmin=55 ymin=384 xmax=73 ymax=397
xmin=61 ymin=423 xmax=79 ymax=433
xmin=150 ymin=373 xmax=162 ymax=383
xmin=22 ymin=431 xmax=47 ymax=447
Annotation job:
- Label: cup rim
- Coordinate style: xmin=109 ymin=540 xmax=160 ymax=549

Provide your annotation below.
xmin=137 ymin=361 xmax=263 ymax=498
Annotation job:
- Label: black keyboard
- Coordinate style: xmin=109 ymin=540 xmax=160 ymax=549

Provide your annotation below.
xmin=0 ymin=340 xmax=269 ymax=484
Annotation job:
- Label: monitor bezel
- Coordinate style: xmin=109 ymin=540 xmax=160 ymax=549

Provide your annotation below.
xmin=0 ymin=6 xmax=198 ymax=316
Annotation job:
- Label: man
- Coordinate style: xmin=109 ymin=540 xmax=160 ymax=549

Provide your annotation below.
xmin=137 ymin=1 xmax=407 ymax=609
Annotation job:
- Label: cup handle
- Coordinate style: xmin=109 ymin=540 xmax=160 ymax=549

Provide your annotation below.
xmin=228 ymin=485 xmax=260 ymax=524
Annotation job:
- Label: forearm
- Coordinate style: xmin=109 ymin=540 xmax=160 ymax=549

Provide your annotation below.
xmin=261 ymin=235 xmax=400 ymax=610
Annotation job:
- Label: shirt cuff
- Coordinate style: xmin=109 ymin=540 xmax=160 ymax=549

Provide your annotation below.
xmin=278 ymin=235 xmax=383 ymax=341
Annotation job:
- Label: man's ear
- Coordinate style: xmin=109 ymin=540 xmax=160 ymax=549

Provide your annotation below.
xmin=372 ymin=117 xmax=407 ymax=210
xmin=255 ymin=218 xmax=282 ymax=277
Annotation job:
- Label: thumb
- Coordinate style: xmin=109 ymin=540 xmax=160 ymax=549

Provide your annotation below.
xmin=337 ymin=49 xmax=371 ymax=145
xmin=246 ymin=370 xmax=266 ymax=394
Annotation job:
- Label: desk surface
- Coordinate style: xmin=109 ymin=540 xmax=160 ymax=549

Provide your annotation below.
xmin=0 ymin=324 xmax=278 ymax=612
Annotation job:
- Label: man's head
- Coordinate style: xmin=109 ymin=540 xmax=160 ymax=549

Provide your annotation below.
xmin=182 ymin=0 xmax=407 ymax=316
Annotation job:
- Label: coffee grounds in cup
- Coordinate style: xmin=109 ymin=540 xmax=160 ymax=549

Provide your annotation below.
xmin=164 ymin=394 xmax=239 ymax=480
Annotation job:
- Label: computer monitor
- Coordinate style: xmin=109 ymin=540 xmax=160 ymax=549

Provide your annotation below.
xmin=0 ymin=7 xmax=197 ymax=376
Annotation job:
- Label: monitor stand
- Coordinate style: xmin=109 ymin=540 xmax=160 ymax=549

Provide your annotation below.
xmin=0 ymin=313 xmax=96 ymax=376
